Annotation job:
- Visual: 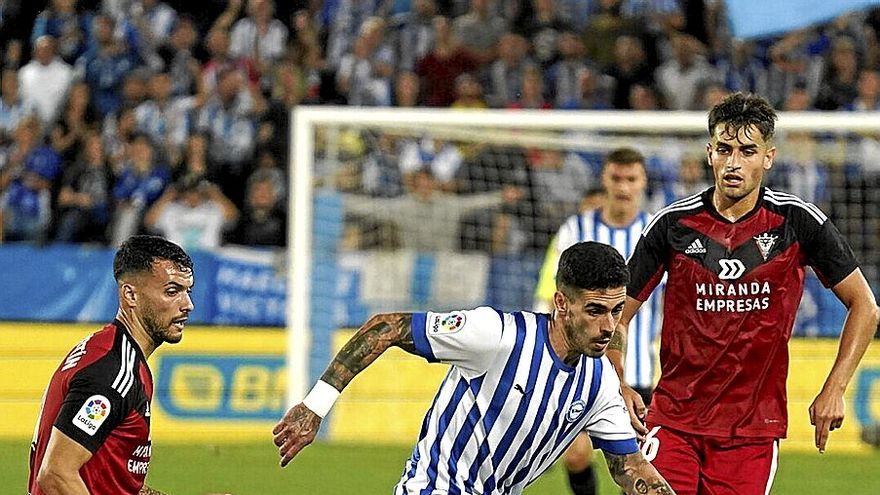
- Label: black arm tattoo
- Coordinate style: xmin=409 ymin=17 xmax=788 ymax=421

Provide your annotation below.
xmin=138 ymin=487 xmax=169 ymax=495
xmin=320 ymin=313 xmax=415 ymax=391
xmin=608 ymin=328 xmax=627 ymax=353
xmin=604 ymin=451 xmax=674 ymax=495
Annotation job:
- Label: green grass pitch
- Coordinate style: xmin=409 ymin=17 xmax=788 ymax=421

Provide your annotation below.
xmin=2 ymin=440 xmax=878 ymax=494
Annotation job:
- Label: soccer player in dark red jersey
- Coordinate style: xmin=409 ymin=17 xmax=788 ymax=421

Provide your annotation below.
xmin=29 ymin=235 xmax=194 ymax=495
xmin=608 ymin=92 xmax=880 ymax=495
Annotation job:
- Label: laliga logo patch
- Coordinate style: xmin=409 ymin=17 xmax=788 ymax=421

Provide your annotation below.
xmin=73 ymin=395 xmax=111 ymax=436
xmin=566 ymin=399 xmax=587 ymax=422
xmin=431 ymin=312 xmax=466 ymax=334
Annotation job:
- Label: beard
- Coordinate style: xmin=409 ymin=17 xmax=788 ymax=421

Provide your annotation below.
xmin=142 ymin=306 xmax=183 ymax=346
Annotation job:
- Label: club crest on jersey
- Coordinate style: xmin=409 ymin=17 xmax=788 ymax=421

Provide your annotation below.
xmin=566 ymin=399 xmax=587 ymax=422
xmin=753 ymin=233 xmax=778 ymax=261
xmin=73 ymin=395 xmax=111 ymax=436
xmin=430 ymin=312 xmax=466 ymax=334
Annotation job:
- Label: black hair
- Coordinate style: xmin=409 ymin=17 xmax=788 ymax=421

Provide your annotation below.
xmin=113 ymin=235 xmax=193 ymax=281
xmin=556 ymin=241 xmax=629 ymax=294
xmin=707 ymin=92 xmax=777 ymax=142
xmin=604 ymin=147 xmax=645 ymax=168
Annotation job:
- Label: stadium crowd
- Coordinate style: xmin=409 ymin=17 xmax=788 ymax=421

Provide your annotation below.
xmin=0 ymin=0 xmax=878 ymax=283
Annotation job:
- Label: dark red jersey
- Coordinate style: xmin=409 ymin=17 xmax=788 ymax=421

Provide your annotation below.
xmin=29 ymin=320 xmax=154 ymax=495
xmin=628 ymin=188 xmax=858 ymax=438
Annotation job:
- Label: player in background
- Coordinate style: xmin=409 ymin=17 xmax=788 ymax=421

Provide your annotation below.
xmin=533 ymin=148 xmax=660 ymax=495
xmin=274 ymin=242 xmax=676 ymax=495
xmin=29 ymin=235 xmax=194 ymax=495
xmin=610 ymin=92 xmax=880 ymax=495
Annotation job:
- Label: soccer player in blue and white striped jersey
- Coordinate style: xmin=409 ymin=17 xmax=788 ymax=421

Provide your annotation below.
xmin=533 ymin=148 xmax=661 ymax=495
xmin=274 ymin=242 xmax=675 ymax=495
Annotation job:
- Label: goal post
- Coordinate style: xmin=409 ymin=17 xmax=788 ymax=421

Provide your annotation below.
xmin=286 ymin=106 xmax=880 ymax=443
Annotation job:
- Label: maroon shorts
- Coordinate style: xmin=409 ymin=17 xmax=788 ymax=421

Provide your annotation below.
xmin=640 ymin=423 xmax=779 ymax=495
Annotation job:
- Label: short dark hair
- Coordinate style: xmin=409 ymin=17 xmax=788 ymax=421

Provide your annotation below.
xmin=113 ymin=235 xmax=193 ymax=281
xmin=604 ymin=147 xmax=645 ymax=167
xmin=707 ymin=92 xmax=777 ymax=142
xmin=556 ymin=241 xmax=629 ymax=295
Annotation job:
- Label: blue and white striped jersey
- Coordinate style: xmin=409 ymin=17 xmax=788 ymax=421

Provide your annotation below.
xmin=395 ymin=307 xmax=637 ymax=495
xmin=554 ymin=209 xmax=662 ymax=389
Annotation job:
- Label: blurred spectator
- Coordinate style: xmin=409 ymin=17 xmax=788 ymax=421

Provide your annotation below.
xmin=714 ymin=39 xmax=768 ymax=96
xmin=393 ymin=70 xmax=421 ymax=107
xmin=558 ymin=66 xmax=614 ymax=109
xmin=508 ymin=64 xmax=551 ymax=109
xmin=696 ymin=79 xmax=730 ymax=110
xmin=547 ymin=31 xmax=590 ymax=107
xmin=156 ymin=15 xmax=200 ymax=97
xmin=326 ymin=0 xmax=389 ymax=68
xmin=229 ymin=0 xmax=289 ymax=77
xmin=525 ymin=147 xmax=592 ymax=247
xmin=669 ymin=151 xmax=711 ymax=201
xmin=450 ymin=72 xmax=487 ymax=108
xmin=109 ymin=133 xmax=170 ymax=245
xmin=75 ymin=15 xmax=138 ymax=117
xmin=391 ymin=0 xmax=437 ymax=71
xmin=360 ymin=135 xmax=404 ymax=197
xmin=134 ymin=71 xmax=195 ymax=166
xmin=31 ymin=0 xmax=91 ymax=64
xmin=258 ymin=61 xmax=304 ymax=162
xmin=144 ymin=174 xmax=239 ymax=251
xmin=0 ymin=2 xmax=24 ymax=66
xmin=452 ymin=0 xmax=507 ymax=64
xmin=848 ymin=68 xmax=880 ymax=111
xmin=518 ymin=0 xmax=573 ymax=68
xmin=655 ymin=32 xmax=716 ymax=110
xmin=201 ymin=27 xmax=257 ymax=91
xmin=228 ymin=168 xmax=287 ymax=246
xmin=103 ymin=104 xmax=139 ymax=170
xmin=49 ymin=81 xmax=98 ymax=162
xmin=128 ymin=0 xmax=178 ymax=57
xmin=195 ymin=66 xmax=264 ymax=206
xmin=343 ymin=167 xmax=521 ymax=251
xmin=398 ymin=137 xmax=463 ymax=190
xmin=782 ymin=80 xmax=814 ymax=111
xmin=18 ymin=35 xmax=74 ymax=126
xmin=0 ymin=116 xmax=61 ymax=242
xmin=55 ymin=130 xmax=112 ymax=242
xmin=0 ymin=68 xmax=35 ymax=145
xmin=583 ymin=0 xmax=646 ymax=70
xmin=485 ymin=32 xmax=532 ymax=107
xmin=336 ymin=16 xmax=395 ymax=106
xmin=415 ymin=16 xmax=478 ymax=107
xmin=815 ymin=36 xmax=861 ymax=110
xmin=606 ymin=34 xmax=654 ymax=109
xmin=766 ymin=29 xmax=823 ymax=108
xmin=628 ymin=82 xmax=661 ymax=109
xmin=179 ymin=132 xmax=209 ymax=179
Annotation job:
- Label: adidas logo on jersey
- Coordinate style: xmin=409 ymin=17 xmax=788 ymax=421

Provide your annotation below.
xmin=685 ymin=238 xmax=707 ymax=254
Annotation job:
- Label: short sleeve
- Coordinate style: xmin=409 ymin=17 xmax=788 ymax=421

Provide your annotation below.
xmin=801 ymin=217 xmax=858 ymax=288
xmin=410 ymin=307 xmax=504 ymax=377
xmin=584 ymin=358 xmax=638 ymax=455
xmin=53 ymin=370 xmax=127 ymax=453
xmin=628 ymin=215 xmax=669 ymax=302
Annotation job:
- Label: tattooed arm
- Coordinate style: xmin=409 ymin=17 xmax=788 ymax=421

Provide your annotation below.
xmin=604 ymin=450 xmax=675 ymax=495
xmin=606 ymin=296 xmax=649 ymax=439
xmin=273 ymin=313 xmax=414 ymax=466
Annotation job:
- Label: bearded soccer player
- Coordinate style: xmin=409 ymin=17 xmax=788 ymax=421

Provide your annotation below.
xmin=609 ymin=92 xmax=880 ymax=495
xmin=533 ymin=148 xmax=661 ymax=495
xmin=274 ymin=242 xmax=675 ymax=494
xmin=29 ymin=235 xmax=194 ymax=495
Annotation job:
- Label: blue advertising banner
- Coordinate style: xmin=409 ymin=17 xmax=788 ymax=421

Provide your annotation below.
xmin=725 ymin=0 xmax=880 ymax=39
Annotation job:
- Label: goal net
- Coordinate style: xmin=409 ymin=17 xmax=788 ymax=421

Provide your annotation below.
xmin=286 ymin=107 xmax=880 ymax=446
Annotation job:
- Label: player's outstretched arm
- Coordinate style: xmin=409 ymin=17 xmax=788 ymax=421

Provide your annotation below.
xmin=273 ymin=313 xmax=415 ymax=467
xmin=603 ymin=450 xmax=675 ymax=495
xmin=810 ymin=268 xmax=880 ymax=453
xmin=606 ymin=296 xmax=648 ymax=438
xmin=37 ymin=427 xmax=92 ymax=495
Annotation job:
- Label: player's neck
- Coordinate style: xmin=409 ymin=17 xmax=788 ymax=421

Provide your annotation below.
xmin=115 ymin=309 xmax=158 ymax=358
xmin=548 ymin=314 xmax=579 ymax=366
xmin=712 ymin=188 xmax=760 ymax=222
xmin=600 ymin=205 xmax=639 ymax=227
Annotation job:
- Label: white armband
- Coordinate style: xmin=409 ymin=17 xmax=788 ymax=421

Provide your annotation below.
xmin=302 ymin=380 xmax=341 ymax=418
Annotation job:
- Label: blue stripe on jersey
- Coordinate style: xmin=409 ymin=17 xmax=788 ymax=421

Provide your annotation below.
xmin=445 ymin=375 xmax=485 ymax=495
xmin=591 ymin=437 xmax=639 ymax=455
xmin=532 ymin=364 xmax=579 ymax=469
xmin=576 ymin=213 xmax=585 ymax=241
xmin=422 ymin=377 xmax=471 ymax=494
xmin=592 ymin=209 xmax=601 ymax=242
xmin=480 ymin=312 xmax=542 ymax=494
xmin=553 ymin=358 xmax=590 ymax=447
xmin=585 ymin=358 xmax=603 ymax=412
xmin=463 ymin=312 xmax=528 ymax=492
xmin=402 ymin=368 xmax=454 ymax=489
xmin=634 ymin=311 xmax=642 ymax=385
xmin=410 ymin=313 xmax=437 ymax=362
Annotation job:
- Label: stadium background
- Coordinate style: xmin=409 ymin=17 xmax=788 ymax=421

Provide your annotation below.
xmin=2 ymin=0 xmax=880 ymax=493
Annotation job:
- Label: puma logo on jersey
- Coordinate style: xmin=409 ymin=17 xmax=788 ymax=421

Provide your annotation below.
xmin=685 ymin=238 xmax=706 ymax=255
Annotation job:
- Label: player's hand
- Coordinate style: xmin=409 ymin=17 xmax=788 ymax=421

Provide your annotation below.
xmin=620 ymin=384 xmax=649 ymax=440
xmin=272 ymin=403 xmax=322 ymax=467
xmin=809 ymin=386 xmax=845 ymax=453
